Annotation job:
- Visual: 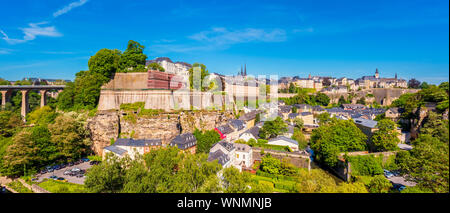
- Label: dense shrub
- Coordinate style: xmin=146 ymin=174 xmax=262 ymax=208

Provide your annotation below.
xmin=348 ymin=155 xmax=383 ymax=176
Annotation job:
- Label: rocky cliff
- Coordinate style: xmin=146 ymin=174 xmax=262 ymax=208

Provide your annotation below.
xmin=86 ymin=110 xmax=234 ymax=155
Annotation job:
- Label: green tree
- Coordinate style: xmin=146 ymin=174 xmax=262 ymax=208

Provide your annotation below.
xmin=56 ymin=82 xmax=76 ymax=110
xmin=1 ymin=125 xmax=57 ymax=177
xmin=57 ymin=70 xmax=109 ymax=111
xmin=147 ymin=62 xmax=165 ymax=72
xmin=367 ymin=175 xmax=391 ymax=193
xmin=88 ymin=48 xmax=121 ymax=78
xmin=438 ymin=82 xmax=449 ymax=94
xmin=400 ymin=134 xmax=449 ymax=193
xmin=292 ymin=128 xmax=308 ymax=150
xmin=295 ymin=169 xmax=338 ymax=193
xmin=118 ymin=40 xmax=147 ymax=72
xmin=420 ymin=82 xmax=430 ymax=89
xmin=293 ymin=118 xmax=304 ymax=129
xmin=292 ymin=106 xmax=298 ymax=113
xmin=0 ymin=111 xmax=22 ymax=137
xmin=259 ymin=117 xmax=288 ymax=139
xmin=336 ymin=182 xmax=368 ymax=193
xmin=189 ymin=63 xmax=210 ymax=91
xmin=288 ymin=83 xmax=296 ymax=93
xmin=408 ymin=78 xmax=421 ymax=89
xmin=193 ymin=129 xmax=221 ymax=154
xmin=338 ymin=95 xmax=348 ymax=106
xmin=310 ymin=118 xmax=367 ymax=167
xmin=316 ymin=112 xmax=331 ymax=125
xmin=48 ymin=115 xmax=92 ymax=161
xmin=356 ymin=97 xmax=366 ymax=105
xmin=26 ymin=106 xmax=58 ymax=126
xmin=371 ymin=119 xmax=400 ymax=152
xmin=260 ymin=154 xmax=282 ymax=175
xmin=222 ymin=167 xmax=252 ymax=193
xmin=0 ymin=78 xmax=11 ymax=85
xmin=85 ymin=153 xmax=127 ymax=193
xmin=421 ymin=112 xmax=449 ymax=143
xmin=315 ymin=92 xmax=330 ymax=106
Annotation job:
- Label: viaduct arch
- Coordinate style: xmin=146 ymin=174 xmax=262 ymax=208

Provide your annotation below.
xmin=0 ymin=85 xmax=65 ymax=120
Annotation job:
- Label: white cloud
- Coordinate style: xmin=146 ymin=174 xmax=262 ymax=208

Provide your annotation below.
xmin=41 ymin=51 xmax=75 ymax=54
xmin=0 ymin=48 xmax=12 ymax=54
xmin=189 ymin=27 xmax=287 ymax=46
xmin=53 ymin=0 xmax=89 ymax=18
xmin=293 ymin=27 xmax=314 ymax=33
xmin=150 ymin=27 xmax=289 ymax=54
xmin=1 ymin=22 xmax=62 ymax=45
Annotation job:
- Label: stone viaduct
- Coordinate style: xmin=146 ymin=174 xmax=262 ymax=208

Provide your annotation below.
xmin=0 ymin=85 xmax=65 ymax=119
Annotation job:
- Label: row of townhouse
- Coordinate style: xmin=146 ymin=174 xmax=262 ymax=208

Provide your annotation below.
xmin=326 ymin=104 xmax=386 ymax=120
xmin=280 ymin=69 xmax=408 ymax=94
xmin=103 ymin=132 xmax=198 ymax=159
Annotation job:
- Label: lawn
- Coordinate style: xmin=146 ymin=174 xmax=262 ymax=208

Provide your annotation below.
xmin=38 ymin=179 xmax=87 ymax=193
xmin=7 ymin=181 xmax=33 ymax=193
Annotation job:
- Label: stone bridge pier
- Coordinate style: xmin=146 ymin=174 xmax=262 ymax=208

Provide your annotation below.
xmin=1 ymin=90 xmax=12 ymax=109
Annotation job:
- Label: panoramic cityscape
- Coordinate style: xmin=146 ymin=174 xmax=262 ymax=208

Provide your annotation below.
xmin=0 ymin=0 xmax=448 ymax=206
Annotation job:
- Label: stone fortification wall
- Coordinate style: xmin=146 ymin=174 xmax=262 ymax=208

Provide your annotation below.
xmin=102 ymin=72 xmax=149 ymax=90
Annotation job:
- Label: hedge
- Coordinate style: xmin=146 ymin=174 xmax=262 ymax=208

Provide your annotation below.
xmin=256 ymin=170 xmax=296 ymax=181
xmin=273 ymin=180 xmax=297 ymax=191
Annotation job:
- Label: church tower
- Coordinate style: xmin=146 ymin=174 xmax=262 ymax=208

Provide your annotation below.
xmin=375 ymin=68 xmax=380 ymax=79
xmin=395 ymin=73 xmax=398 ymax=80
xmin=244 ymin=64 xmax=247 ymax=76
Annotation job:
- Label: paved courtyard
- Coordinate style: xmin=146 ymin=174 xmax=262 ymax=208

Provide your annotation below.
xmin=34 ymin=162 xmax=93 ymax=185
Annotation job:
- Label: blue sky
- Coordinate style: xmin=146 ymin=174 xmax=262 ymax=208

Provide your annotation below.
xmin=0 ymin=0 xmax=448 ymax=84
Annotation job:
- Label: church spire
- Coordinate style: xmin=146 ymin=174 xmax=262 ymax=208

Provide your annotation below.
xmin=244 ymin=64 xmax=247 ymax=76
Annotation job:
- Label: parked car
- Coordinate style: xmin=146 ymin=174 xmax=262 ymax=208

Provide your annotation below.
xmin=391 ymin=170 xmax=400 ymax=176
xmin=82 ymin=158 xmax=90 ymax=162
xmin=63 ymin=170 xmax=71 ymax=175
xmin=68 ymin=162 xmax=74 ymax=166
xmin=71 ymin=167 xmax=81 ymax=172
xmin=47 ymin=168 xmax=54 ymax=173
xmin=393 ymin=183 xmax=406 ymax=191
xmin=40 ymin=170 xmax=47 ymax=174
xmin=60 ymin=164 xmax=66 ymax=169
xmin=384 ymin=169 xmax=394 ymax=178
xmin=56 ymin=177 xmax=68 ymax=183
xmin=76 ymin=174 xmax=84 ymax=178
xmin=49 ymin=175 xmax=58 ymax=180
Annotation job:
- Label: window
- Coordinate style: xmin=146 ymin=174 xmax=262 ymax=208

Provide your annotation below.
xmin=236 ymin=154 xmax=239 ymax=159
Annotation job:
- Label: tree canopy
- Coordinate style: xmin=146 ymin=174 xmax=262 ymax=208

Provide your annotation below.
xmin=371 ymin=119 xmax=400 ymax=152
xmin=310 ymin=118 xmax=367 ymax=167
xmin=88 ymin=48 xmax=121 ymax=78
xmin=118 ymin=40 xmax=147 ymax=73
xmin=259 ymin=117 xmax=288 ymax=139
